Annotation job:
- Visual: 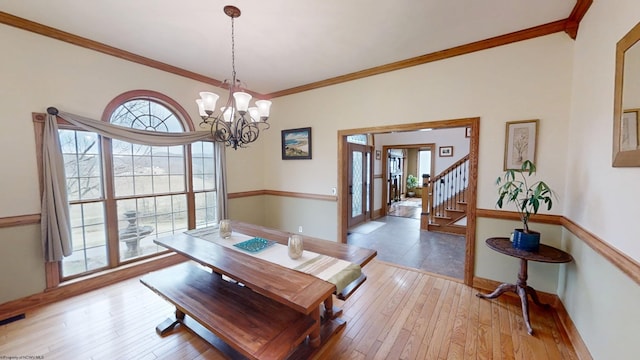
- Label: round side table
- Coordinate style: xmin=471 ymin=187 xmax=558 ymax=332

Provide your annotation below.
xmin=476 ymin=237 xmax=573 ymax=335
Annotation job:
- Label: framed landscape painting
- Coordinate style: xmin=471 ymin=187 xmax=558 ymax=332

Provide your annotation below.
xmin=282 ymin=127 xmax=312 ymax=160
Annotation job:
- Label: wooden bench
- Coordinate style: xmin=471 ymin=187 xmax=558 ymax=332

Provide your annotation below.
xmin=141 ymin=262 xmax=316 ymax=360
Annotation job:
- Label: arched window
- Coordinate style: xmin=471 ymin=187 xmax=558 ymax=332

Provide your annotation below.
xmin=55 ymin=91 xmax=217 ymax=280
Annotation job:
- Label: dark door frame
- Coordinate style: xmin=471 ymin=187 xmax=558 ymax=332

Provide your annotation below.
xmin=337 ymin=117 xmax=479 ymax=285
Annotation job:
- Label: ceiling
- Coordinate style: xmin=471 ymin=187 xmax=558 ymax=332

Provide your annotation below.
xmin=0 ymin=1 xmax=581 ymax=97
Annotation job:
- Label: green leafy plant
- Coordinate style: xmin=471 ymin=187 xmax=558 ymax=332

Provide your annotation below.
xmin=496 ymin=160 xmax=555 ymax=233
xmin=406 ymin=174 xmax=419 ymax=190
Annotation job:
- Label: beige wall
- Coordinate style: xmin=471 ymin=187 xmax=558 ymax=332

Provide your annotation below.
xmin=261 ymin=33 xmax=573 ymax=240
xmin=562 ymin=1 xmax=640 ymax=358
xmin=269 ymin=34 xmax=573 ymax=210
xmin=0 ymin=225 xmax=44 ymax=304
xmin=0 ymin=23 xmax=264 ymax=302
xmin=565 ymin=0 xmax=640 ymax=263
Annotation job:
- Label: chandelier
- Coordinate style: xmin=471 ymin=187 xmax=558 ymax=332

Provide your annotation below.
xmin=196 ymin=5 xmax=271 ymax=150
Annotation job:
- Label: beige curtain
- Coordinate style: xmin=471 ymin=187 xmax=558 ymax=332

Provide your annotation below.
xmin=41 ymin=113 xmax=73 ymax=261
xmin=42 ymin=108 xmax=228 ymax=261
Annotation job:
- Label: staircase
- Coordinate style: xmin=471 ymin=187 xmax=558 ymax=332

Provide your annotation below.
xmin=421 ymin=155 xmax=469 ymax=235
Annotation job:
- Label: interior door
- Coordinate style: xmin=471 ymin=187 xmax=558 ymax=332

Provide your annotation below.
xmin=348 ymin=143 xmax=371 ymax=228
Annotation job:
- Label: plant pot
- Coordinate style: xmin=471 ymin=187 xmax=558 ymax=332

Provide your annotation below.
xmin=511 ymin=229 xmax=540 ymax=252
xmin=407 ymin=191 xmax=415 ymax=197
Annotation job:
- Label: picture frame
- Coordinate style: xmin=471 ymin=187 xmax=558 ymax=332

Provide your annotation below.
xmin=465 ymin=127 xmax=471 ymax=138
xmin=281 ymin=127 xmax=312 ymax=160
xmin=621 ymin=110 xmax=639 ymax=151
xmin=439 ymin=146 xmax=453 ymax=157
xmin=504 ymin=119 xmax=538 ymax=170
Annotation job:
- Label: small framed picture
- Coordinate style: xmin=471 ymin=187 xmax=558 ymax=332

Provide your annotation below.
xmin=504 ymin=119 xmax=538 ymax=170
xmin=465 ymin=127 xmax=471 ymax=138
xmin=282 ymin=127 xmax=312 ymax=160
xmin=439 ymin=146 xmax=453 ymax=157
xmin=375 ymin=150 xmax=381 ymax=160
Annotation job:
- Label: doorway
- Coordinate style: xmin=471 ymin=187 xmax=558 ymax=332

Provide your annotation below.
xmin=337 ymin=118 xmax=479 ymax=285
xmin=381 ymin=144 xmax=435 ymax=221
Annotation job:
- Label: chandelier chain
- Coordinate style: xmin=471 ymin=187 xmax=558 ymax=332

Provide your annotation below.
xmin=231 ymin=16 xmax=237 ymax=87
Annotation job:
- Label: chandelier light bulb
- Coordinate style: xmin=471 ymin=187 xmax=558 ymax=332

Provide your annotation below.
xmin=199 ymin=92 xmax=219 ymax=114
xmin=232 ymin=91 xmax=252 ymax=114
xmin=255 ymin=100 xmax=272 ymax=120
xmin=195 ymin=99 xmax=208 ymax=117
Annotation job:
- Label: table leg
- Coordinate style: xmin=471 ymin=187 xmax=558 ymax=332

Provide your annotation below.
xmin=476 ymin=259 xmax=541 ymax=335
xmin=517 ymin=285 xmax=533 ymax=335
xmin=476 ymin=282 xmax=516 ymax=299
xmin=525 ymin=285 xmax=551 ymax=308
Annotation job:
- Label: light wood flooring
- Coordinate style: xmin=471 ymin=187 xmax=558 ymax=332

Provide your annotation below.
xmin=0 ymin=260 xmax=577 ymax=359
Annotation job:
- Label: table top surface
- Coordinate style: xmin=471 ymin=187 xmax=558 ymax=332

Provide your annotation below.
xmin=156 ymin=233 xmax=335 ymax=315
xmin=154 ymin=222 xmax=377 ymax=315
xmin=486 ymin=237 xmax=573 ymax=263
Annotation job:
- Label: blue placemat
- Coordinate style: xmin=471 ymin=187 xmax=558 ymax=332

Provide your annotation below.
xmin=233 ymin=237 xmax=277 ymax=253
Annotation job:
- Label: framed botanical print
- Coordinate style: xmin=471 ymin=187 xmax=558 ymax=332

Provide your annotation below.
xmin=504 ymin=119 xmax=538 ymax=170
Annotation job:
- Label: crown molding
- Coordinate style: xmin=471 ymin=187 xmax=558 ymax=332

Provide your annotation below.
xmin=2 ymin=1 xmax=593 ymax=99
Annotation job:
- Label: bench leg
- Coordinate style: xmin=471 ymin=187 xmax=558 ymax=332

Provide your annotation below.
xmin=309 ymin=309 xmax=321 ymax=348
xmin=323 ymin=297 xmax=334 ymax=320
xmin=155 ymin=308 xmax=185 ymax=336
xmin=323 ymin=295 xmax=343 ymax=321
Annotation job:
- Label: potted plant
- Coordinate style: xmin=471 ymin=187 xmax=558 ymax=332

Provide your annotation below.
xmin=406 ymin=174 xmax=419 ymax=197
xmin=495 ymin=160 xmax=555 ymax=251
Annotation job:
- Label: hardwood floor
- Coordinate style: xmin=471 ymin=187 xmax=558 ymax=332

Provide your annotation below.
xmin=0 ymin=260 xmax=578 ymax=359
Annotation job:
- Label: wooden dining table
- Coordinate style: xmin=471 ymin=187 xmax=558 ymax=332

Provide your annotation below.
xmin=140 ymin=221 xmax=377 ymax=360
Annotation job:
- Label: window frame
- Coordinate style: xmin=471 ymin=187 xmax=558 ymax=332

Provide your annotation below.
xmin=34 ymin=90 xmax=215 ymax=287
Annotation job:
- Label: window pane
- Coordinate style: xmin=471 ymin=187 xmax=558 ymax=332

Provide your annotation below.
xmin=347 ymin=134 xmax=367 ymax=144
xmin=134 ymin=175 xmax=153 ymax=195
xmin=192 ymin=141 xmax=215 ymax=192
xmin=169 ymin=175 xmax=185 ymax=192
xmin=351 ymin=151 xmax=363 ymax=217
xmin=195 ymin=191 xmax=217 ymax=228
xmin=117 ymin=194 xmax=187 ymax=262
xmin=62 ymin=202 xmax=107 ymax=278
xmin=60 ymin=130 xmax=103 ymax=202
xmin=109 ymin=99 xmax=184 ymax=133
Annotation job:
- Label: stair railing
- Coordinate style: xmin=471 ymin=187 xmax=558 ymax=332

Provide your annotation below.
xmin=425 ymin=155 xmax=470 ymax=225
